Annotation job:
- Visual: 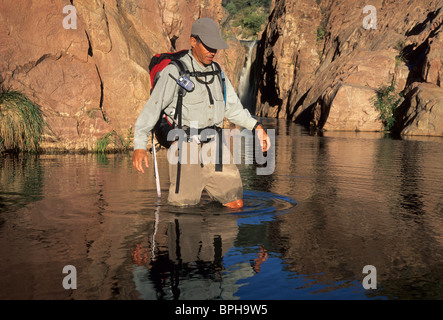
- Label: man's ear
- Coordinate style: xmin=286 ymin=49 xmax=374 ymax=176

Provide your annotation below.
xmin=190 ymin=37 xmax=197 ymax=48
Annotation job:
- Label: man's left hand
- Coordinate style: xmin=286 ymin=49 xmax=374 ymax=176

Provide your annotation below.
xmin=256 ymin=125 xmax=271 ymax=152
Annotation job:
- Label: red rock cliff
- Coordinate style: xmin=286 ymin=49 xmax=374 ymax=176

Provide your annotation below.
xmin=0 ymin=0 xmax=245 ymax=151
xmin=255 ymin=0 xmax=443 ymax=136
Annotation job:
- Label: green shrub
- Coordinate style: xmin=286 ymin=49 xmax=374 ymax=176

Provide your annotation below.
xmin=0 ymin=88 xmax=47 ymax=152
xmin=394 ymin=39 xmax=407 ymax=66
xmin=223 ymin=0 xmax=271 ymax=38
xmin=316 ymin=6 xmax=329 ymax=44
xmin=317 ymin=26 xmax=326 ymax=42
xmin=372 ymin=80 xmax=402 ymax=131
xmin=242 ymin=9 xmax=265 ymax=34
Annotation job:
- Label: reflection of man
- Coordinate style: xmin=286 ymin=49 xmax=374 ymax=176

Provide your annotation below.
xmin=132 ymin=18 xmax=270 ymax=209
xmin=131 ymin=212 xmax=239 ymax=300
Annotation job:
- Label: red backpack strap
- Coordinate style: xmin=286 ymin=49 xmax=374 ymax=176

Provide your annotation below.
xmin=149 ymin=50 xmax=189 ymax=91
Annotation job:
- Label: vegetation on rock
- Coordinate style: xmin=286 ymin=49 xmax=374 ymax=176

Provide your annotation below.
xmin=223 ymin=0 xmax=271 ymax=38
xmin=0 ymin=88 xmax=47 ymax=153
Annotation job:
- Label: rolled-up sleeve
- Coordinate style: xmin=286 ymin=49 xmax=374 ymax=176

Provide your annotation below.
xmin=133 ymin=65 xmax=179 ymax=150
xmin=223 ymin=75 xmax=257 ymax=130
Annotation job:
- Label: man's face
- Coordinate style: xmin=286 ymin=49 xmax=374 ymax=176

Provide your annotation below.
xmin=191 ymin=37 xmax=218 ymax=66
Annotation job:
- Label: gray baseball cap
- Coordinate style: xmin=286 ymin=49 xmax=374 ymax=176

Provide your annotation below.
xmin=191 ymin=18 xmax=229 ymax=50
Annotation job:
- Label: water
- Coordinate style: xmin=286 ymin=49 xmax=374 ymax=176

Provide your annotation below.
xmin=1 ymin=119 xmax=443 ymax=300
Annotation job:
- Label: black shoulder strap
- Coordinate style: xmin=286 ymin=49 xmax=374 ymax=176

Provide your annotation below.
xmin=169 ymin=59 xmax=188 ymax=76
xmin=211 ymin=62 xmax=225 ymax=172
xmin=169 ymin=59 xmax=186 ymax=194
xmin=166 ymin=59 xmax=188 ymax=125
xmin=175 ymin=86 xmax=184 ymax=194
xmin=212 ymin=62 xmax=226 ymax=104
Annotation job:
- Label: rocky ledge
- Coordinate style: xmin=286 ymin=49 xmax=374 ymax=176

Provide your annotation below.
xmin=255 ymin=0 xmax=443 ymax=137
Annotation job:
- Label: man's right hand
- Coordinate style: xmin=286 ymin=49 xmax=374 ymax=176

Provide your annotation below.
xmin=133 ymin=149 xmax=149 ymax=173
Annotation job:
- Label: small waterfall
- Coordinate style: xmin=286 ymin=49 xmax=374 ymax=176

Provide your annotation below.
xmin=238 ymin=40 xmax=258 ymax=113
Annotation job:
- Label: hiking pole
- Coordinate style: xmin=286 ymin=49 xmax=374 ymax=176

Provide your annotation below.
xmin=152 ymin=134 xmax=161 ymax=198
xmin=150 ymin=203 xmax=160 ymax=261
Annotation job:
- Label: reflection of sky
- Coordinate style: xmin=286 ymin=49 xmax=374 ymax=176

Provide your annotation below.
xmin=132 ymin=254 xmax=383 ymax=300
xmin=233 ymin=190 xmax=298 ymax=226
xmin=133 ymin=266 xmax=157 ymax=300
xmin=132 ymin=187 xmax=387 ymax=300
xmin=224 ymin=190 xmax=388 ymax=300
xmin=222 ymin=247 xmax=387 ymax=300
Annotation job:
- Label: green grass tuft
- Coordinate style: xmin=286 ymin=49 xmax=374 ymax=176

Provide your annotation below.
xmin=94 ymin=128 xmax=133 ymax=154
xmin=0 ymin=88 xmax=47 ymax=153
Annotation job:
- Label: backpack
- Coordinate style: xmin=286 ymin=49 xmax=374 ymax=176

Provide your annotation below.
xmin=149 ymin=50 xmax=188 ymax=149
xmin=148 ymin=50 xmax=225 ymax=149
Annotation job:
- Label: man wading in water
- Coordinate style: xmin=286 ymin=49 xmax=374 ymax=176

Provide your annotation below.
xmin=132 ymin=18 xmax=270 ymax=209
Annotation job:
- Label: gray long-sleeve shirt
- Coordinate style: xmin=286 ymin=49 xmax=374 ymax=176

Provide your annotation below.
xmin=133 ymin=50 xmax=257 ymax=150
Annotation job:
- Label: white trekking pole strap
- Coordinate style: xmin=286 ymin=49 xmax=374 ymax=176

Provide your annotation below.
xmin=152 ymin=134 xmax=161 ymax=198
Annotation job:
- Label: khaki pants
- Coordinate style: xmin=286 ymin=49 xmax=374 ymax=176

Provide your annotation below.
xmin=167 ymin=140 xmax=243 ymax=206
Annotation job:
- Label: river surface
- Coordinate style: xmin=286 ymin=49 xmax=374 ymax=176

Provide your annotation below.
xmin=1 ymin=119 xmax=443 ymax=300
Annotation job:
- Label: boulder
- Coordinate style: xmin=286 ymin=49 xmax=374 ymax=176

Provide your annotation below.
xmin=320 ymin=82 xmax=383 ymax=132
xmin=393 ymin=82 xmax=443 ymax=136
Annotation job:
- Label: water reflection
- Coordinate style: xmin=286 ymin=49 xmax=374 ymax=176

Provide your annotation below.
xmin=267 ymin=125 xmax=443 ymax=299
xmin=0 ymin=155 xmax=44 ymax=213
xmin=1 ymin=119 xmax=443 ymax=300
xmin=130 ymin=189 xmax=297 ymax=300
xmin=131 ymin=210 xmax=239 ymax=300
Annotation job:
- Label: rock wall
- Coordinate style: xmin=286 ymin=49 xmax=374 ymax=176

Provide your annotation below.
xmin=255 ymin=0 xmax=321 ymax=119
xmin=393 ymin=82 xmax=443 ymax=136
xmin=0 ymin=0 xmax=245 ymax=151
xmin=255 ymin=0 xmax=443 ymax=136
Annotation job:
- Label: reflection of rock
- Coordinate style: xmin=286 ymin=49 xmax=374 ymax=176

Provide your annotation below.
xmin=0 ymin=0 xmax=245 ymax=151
xmin=393 ymin=82 xmax=443 ymax=136
xmin=267 ymin=121 xmax=443 ymax=298
xmin=255 ymin=0 xmax=443 ymax=136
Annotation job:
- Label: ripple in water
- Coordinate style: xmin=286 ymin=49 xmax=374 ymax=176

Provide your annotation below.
xmin=162 ymin=190 xmax=297 ymax=224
